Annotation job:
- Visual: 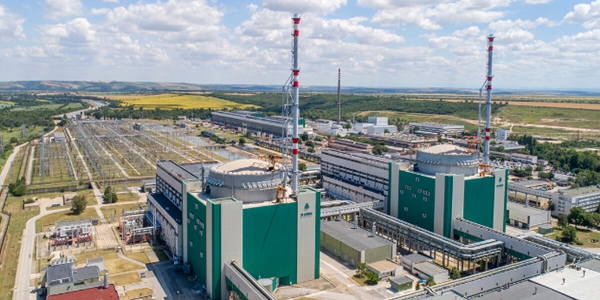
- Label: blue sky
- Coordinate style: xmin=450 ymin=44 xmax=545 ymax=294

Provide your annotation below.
xmin=1 ymin=0 xmax=600 ymax=89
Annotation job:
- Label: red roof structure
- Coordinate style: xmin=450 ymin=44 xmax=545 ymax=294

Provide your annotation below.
xmin=47 ymin=284 xmax=119 ymax=300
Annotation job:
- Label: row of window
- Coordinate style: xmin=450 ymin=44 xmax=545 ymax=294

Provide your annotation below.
xmin=403 ymin=207 xmax=427 ymax=218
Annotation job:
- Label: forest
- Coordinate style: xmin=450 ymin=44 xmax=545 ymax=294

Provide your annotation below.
xmin=0 ymin=93 xmax=89 ymax=129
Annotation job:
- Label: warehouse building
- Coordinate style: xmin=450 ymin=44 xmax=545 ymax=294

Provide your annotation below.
xmin=390 ymin=275 xmax=413 ymax=292
xmin=320 ymin=219 xmax=396 ymax=267
xmin=555 ymin=185 xmax=600 ymax=216
xmin=511 ymin=153 xmax=538 ymax=164
xmin=185 ymin=158 xmax=320 ymax=300
xmin=353 ymin=117 xmax=398 ymax=135
xmin=211 ymin=111 xmax=306 ymax=138
xmin=409 ymin=122 xmax=464 ymax=136
xmin=321 ymin=150 xmax=391 ymax=203
xmin=506 ymin=202 xmax=551 ymax=229
xmin=388 ymin=144 xmax=508 ymax=237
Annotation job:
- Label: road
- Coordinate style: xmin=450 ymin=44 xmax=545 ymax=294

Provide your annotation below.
xmin=0 ymin=144 xmax=25 ymax=189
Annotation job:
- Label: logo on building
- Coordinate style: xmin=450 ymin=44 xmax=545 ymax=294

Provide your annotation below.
xmin=304 ymin=203 xmax=310 ymax=210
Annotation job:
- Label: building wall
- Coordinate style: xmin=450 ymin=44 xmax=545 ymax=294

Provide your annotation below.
xmin=186 ymin=195 xmax=207 ymax=291
xmin=320 ymin=232 xmax=361 ymax=266
xmin=243 ymin=202 xmax=298 ymax=285
xmin=389 ymin=169 xmax=507 ymax=238
xmin=364 ymin=246 xmax=394 ymax=264
xmin=296 ymin=189 xmax=320 ymax=282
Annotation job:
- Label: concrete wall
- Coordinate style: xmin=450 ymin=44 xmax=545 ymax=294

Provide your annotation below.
xmin=364 ymin=245 xmax=394 ymax=264
xmin=296 ymin=189 xmax=318 ymax=282
xmin=320 ymin=231 xmax=361 ymax=266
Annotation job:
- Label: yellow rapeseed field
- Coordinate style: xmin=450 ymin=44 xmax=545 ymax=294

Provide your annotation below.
xmin=108 ymin=93 xmax=259 ymax=110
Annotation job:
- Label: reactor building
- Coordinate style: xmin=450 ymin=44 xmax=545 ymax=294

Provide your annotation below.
xmin=387 ymin=144 xmax=508 ymax=238
xmin=184 ymin=158 xmax=320 ymax=299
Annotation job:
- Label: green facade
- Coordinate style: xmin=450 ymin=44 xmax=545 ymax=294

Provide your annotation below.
xmin=463 ymin=177 xmax=496 ymax=229
xmin=242 ymin=202 xmax=298 ymax=285
xmin=396 ymin=171 xmax=436 ymax=232
xmin=186 ymin=193 xmax=207 ymax=289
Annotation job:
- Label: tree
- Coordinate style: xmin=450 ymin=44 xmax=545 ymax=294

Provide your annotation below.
xmin=568 ymin=207 xmax=587 ymax=229
xmin=365 ymin=271 xmax=380 ymax=285
xmin=384 ymin=129 xmax=390 ymax=134
xmin=536 ymin=165 xmax=544 ymax=171
xmin=344 ymin=123 xmax=352 ymax=129
xmin=416 ymin=283 xmax=421 ymax=290
xmin=299 ymin=163 xmax=307 ymax=172
xmin=449 ymin=267 xmax=461 ymax=280
xmin=558 ymin=215 xmax=568 ymax=228
xmin=562 ymin=225 xmax=578 ymax=243
xmin=244 ymin=131 xmax=252 ymax=139
xmin=307 ymin=147 xmax=315 ymax=153
xmin=355 ymin=263 xmax=368 ymax=278
xmin=425 ymin=276 xmax=436 ymax=286
xmin=300 ymin=132 xmax=309 ymax=141
xmin=314 ymin=136 xmax=323 ymax=142
xmin=9 ymin=137 xmax=18 ymax=144
xmin=103 ymin=186 xmax=118 ymax=203
xmin=71 ymin=195 xmax=88 ymax=215
xmin=8 ymin=177 xmax=26 ymax=196
xmin=305 ymin=140 xmax=315 ymax=148
xmin=238 ymin=137 xmax=246 ymax=146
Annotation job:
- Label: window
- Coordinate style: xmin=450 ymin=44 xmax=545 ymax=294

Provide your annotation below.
xmin=418 ymin=189 xmax=422 ymax=193
xmin=189 ymin=241 xmax=193 ymax=247
xmin=200 ymin=251 xmax=203 ymax=258
xmin=423 ymin=197 xmax=427 ymax=202
xmin=200 ymin=230 xmax=203 ymax=236
xmin=415 ymin=177 xmax=420 ymax=182
xmin=195 ymin=203 xmax=198 ymax=209
xmin=412 ymin=193 xmax=416 ymax=198
xmin=404 ymin=207 xmax=408 ymax=211
xmin=422 ymin=213 xmax=427 ymax=218
xmin=400 ymin=190 xmax=404 ymax=194
xmin=194 ymin=225 xmax=197 ymax=230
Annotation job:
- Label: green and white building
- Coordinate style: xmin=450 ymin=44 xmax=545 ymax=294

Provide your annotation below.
xmin=183 ymin=159 xmax=320 ymax=300
xmin=387 ymin=145 xmax=508 ymax=237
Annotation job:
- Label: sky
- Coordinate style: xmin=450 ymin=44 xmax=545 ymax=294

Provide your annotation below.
xmin=1 ymin=0 xmax=600 ymax=89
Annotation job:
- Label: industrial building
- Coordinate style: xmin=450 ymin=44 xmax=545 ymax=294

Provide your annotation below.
xmin=555 ymin=185 xmax=600 ymax=216
xmin=390 ymin=275 xmax=413 ymax=292
xmin=369 ymin=133 xmax=436 ymax=149
xmin=44 ymin=262 xmax=102 ymax=296
xmin=54 ymin=218 xmax=92 ymax=238
xmin=320 ymin=219 xmax=396 ymax=267
xmin=511 ymin=153 xmax=538 ymax=164
xmin=409 ymin=122 xmax=464 ymax=136
xmin=147 ymin=160 xmax=204 ymax=260
xmin=211 ymin=110 xmax=306 ymax=138
xmin=327 ymin=138 xmax=373 ymax=153
xmin=495 ymin=128 xmax=510 ymax=140
xmin=321 ymin=150 xmax=390 ymax=203
xmin=185 ymin=158 xmax=320 ymax=300
xmin=388 ymin=144 xmax=508 ymax=237
xmin=506 ymin=201 xmax=551 ymax=229
xmin=353 ymin=116 xmax=397 ymax=135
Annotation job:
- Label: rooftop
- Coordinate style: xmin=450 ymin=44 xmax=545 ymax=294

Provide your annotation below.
xmin=401 ymin=253 xmax=431 ymax=264
xmin=73 ymin=266 xmax=99 ymax=281
xmin=149 ymin=192 xmax=182 ymax=224
xmin=56 ymin=218 xmax=91 ymax=227
xmin=368 ymin=260 xmax=401 ymax=272
xmin=479 ymin=280 xmax=574 ymax=300
xmin=507 ymin=202 xmax=550 ymax=217
xmin=560 ymin=185 xmax=600 ymax=197
xmin=511 ymin=180 xmax=549 ymax=188
xmin=158 ymin=160 xmax=200 ymax=180
xmin=579 ymin=258 xmax=600 ymax=272
xmin=530 ymin=262 xmax=600 ymax=299
xmin=390 ymin=275 xmax=413 ymax=285
xmin=47 ymin=284 xmax=119 ymax=300
xmin=46 ymin=262 xmax=73 ymax=284
xmin=413 ymin=261 xmax=448 ymax=275
xmin=54 ymin=132 xmax=65 ymax=138
xmin=321 ymin=220 xmax=394 ymax=252
xmin=211 ymin=159 xmax=276 ymax=174
xmin=418 ymin=144 xmax=472 ymax=156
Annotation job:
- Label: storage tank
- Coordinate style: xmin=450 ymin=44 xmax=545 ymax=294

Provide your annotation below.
xmin=416 ymin=144 xmax=479 ymax=176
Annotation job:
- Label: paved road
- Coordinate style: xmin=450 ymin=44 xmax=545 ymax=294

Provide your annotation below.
xmin=0 ymin=144 xmax=25 ymax=188
xmin=13 ymin=207 xmax=69 ymax=300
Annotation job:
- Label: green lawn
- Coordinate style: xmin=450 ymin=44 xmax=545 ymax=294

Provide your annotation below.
xmin=546 ymin=227 xmax=600 ymax=248
xmin=498 ymin=105 xmax=600 ymax=129
xmin=0 ymin=127 xmax=45 ymax=143
xmin=11 ymin=103 xmax=83 ymax=111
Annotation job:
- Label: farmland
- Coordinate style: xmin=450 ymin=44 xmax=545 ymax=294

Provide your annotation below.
xmin=107 ymin=93 xmax=259 ymax=110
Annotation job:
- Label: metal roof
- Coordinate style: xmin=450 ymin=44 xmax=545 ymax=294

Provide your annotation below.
xmin=56 ymin=218 xmax=92 ymax=227
xmin=73 ymin=266 xmax=99 ymax=281
xmin=47 ymin=284 xmax=119 ymax=300
xmin=413 ymin=261 xmax=448 ymax=276
xmin=46 ymin=262 xmax=73 ymax=284
xmin=149 ymin=192 xmax=182 ymax=224
xmin=561 ymin=185 xmax=600 ymax=198
xmin=390 ymin=275 xmax=413 ymax=285
xmin=479 ymin=281 xmax=574 ymax=300
xmin=321 ymin=220 xmax=394 ymax=252
xmin=401 ymin=253 xmax=431 ymax=264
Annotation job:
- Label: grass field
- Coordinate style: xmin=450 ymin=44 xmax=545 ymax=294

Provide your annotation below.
xmin=125 ymin=252 xmax=151 ymax=264
xmin=497 ymin=105 xmax=600 ymax=129
xmin=546 ymin=227 xmax=600 ymax=248
xmin=111 ymin=272 xmax=142 ymax=286
xmin=11 ymin=102 xmax=83 ymax=111
xmin=0 ymin=126 xmax=45 ymax=142
xmin=358 ymin=111 xmax=479 ymax=132
xmin=123 ymin=288 xmax=153 ymax=300
xmin=107 ymin=93 xmax=259 ymax=110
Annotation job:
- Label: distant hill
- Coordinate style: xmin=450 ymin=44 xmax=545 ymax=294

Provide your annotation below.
xmin=1 ymin=80 xmax=600 ymax=96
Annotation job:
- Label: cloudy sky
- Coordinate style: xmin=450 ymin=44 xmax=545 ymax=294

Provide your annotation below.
xmin=1 ymin=0 xmax=600 ymax=89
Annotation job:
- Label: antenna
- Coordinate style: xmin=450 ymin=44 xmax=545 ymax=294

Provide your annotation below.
xmin=337 ymin=68 xmax=341 ymax=125
xmin=484 ymin=34 xmax=494 ymax=165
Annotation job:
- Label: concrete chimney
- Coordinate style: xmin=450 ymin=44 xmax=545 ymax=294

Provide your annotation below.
xmin=353 ymin=215 xmax=358 ymax=229
xmin=103 ymin=269 xmax=109 ymax=289
xmin=371 ymin=222 xmax=376 ymax=237
xmin=338 ymin=211 xmax=343 ymax=221
xmin=525 ymin=195 xmax=529 ymax=208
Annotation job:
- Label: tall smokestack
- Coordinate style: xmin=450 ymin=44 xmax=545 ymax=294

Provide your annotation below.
xmin=103 ymin=269 xmax=109 ymax=289
xmin=484 ymin=34 xmax=495 ymax=165
xmin=337 ymin=68 xmax=341 ymax=125
xmin=291 ymin=14 xmax=301 ymax=195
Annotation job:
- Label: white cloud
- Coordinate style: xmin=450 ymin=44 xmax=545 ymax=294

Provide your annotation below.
xmin=91 ymin=8 xmax=110 ymax=15
xmin=524 ymin=0 xmax=551 ymax=4
xmin=0 ymin=6 xmax=25 ymax=40
xmin=366 ymin=0 xmax=512 ymax=29
xmin=102 ymin=0 xmax=119 ymax=3
xmin=563 ymin=0 xmax=600 ymax=29
xmin=488 ymin=18 xmax=549 ymax=43
xmin=45 ymin=0 xmax=83 ymax=21
xmin=261 ymin=0 xmax=347 ymax=15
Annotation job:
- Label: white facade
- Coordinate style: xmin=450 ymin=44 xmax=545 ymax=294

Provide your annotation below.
xmin=367 ymin=125 xmax=397 ymax=135
xmin=511 ymin=153 xmax=538 ymax=164
xmin=409 ymin=122 xmax=464 ymax=135
xmin=368 ymin=116 xmax=388 ymax=126
xmin=496 ymin=129 xmax=510 ymax=140
xmin=556 ymin=186 xmax=600 ymax=216
xmin=55 ymin=219 xmax=92 ymax=237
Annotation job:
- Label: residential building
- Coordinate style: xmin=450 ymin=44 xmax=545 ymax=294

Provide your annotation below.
xmin=496 ymin=128 xmax=510 ymax=140
xmin=555 ymin=185 xmax=600 ymax=216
